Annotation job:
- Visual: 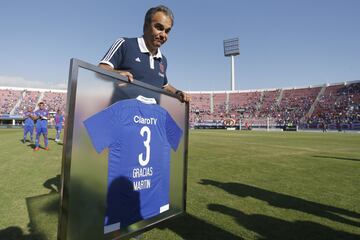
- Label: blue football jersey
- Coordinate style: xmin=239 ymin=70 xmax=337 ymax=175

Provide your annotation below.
xmin=24 ymin=111 xmax=34 ymax=126
xmin=55 ymin=114 xmax=64 ymax=125
xmin=83 ymin=96 xmax=183 ymax=232
xmin=34 ymin=109 xmax=49 ymax=128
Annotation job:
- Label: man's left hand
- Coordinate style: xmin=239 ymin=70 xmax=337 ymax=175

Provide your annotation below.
xmin=177 ymin=91 xmax=191 ymax=102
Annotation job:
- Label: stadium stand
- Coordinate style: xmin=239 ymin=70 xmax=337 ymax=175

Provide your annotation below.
xmin=189 ymin=81 xmax=360 ymax=130
xmin=258 ymin=89 xmax=281 ymax=118
xmin=1 ymin=81 xmax=359 ymax=130
xmin=189 ymin=93 xmax=213 ymax=124
xmin=0 ymin=89 xmax=22 ymax=114
xmin=213 ymin=92 xmax=227 ymax=118
xmin=308 ymin=82 xmax=360 ymax=129
xmin=14 ymin=90 xmax=41 ymax=115
xmin=0 ymin=87 xmax=67 ymax=126
xmin=276 ymin=86 xmax=321 ymax=125
xmin=42 ymin=91 xmax=67 ymax=112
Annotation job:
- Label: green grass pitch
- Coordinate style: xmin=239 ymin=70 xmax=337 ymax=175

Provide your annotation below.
xmin=0 ymin=129 xmax=359 ymax=239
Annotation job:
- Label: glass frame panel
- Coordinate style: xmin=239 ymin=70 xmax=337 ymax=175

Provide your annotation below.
xmin=58 ymin=59 xmax=189 ymax=240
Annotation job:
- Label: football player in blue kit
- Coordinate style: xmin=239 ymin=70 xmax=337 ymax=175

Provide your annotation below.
xmin=22 ymin=106 xmax=35 ymax=143
xmin=32 ymin=102 xmax=49 ymax=151
xmin=54 ymin=109 xmax=64 ymax=142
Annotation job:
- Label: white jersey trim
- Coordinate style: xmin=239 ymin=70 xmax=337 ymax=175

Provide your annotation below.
xmin=136 ymin=95 xmax=157 ymax=104
xmin=160 ymin=204 xmax=169 ymax=213
xmin=104 ymin=222 xmax=120 ymax=234
xmin=99 ymin=60 xmax=114 ymax=69
xmin=137 ymin=37 xmax=162 ymax=59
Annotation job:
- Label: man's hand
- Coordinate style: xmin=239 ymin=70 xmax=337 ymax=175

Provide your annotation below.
xmin=176 ymin=90 xmax=191 ymax=103
xmin=163 ymin=84 xmax=191 ymax=102
xmin=118 ymin=70 xmax=134 ymax=82
xmin=31 ymin=115 xmax=38 ymax=121
xmin=99 ymin=63 xmax=134 ymax=83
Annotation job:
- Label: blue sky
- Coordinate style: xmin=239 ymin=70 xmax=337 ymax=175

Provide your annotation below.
xmin=0 ymin=0 xmax=359 ymax=91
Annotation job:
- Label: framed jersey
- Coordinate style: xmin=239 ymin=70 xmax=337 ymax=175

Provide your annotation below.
xmin=58 ymin=59 xmax=189 ymax=240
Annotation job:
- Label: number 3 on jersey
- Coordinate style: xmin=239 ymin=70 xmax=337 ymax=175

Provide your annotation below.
xmin=139 ymin=126 xmax=151 ymax=166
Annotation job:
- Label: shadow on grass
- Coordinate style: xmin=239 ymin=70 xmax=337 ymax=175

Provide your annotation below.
xmin=27 ymin=144 xmax=50 ymax=150
xmin=18 ymin=138 xmax=35 ymax=149
xmin=313 ymin=155 xmax=360 ymax=162
xmin=26 ymin=143 xmax=36 ymax=150
xmin=29 ymin=143 xmax=36 ymax=149
xmin=49 ymin=137 xmax=63 ymax=145
xmin=1 ymin=173 xmax=62 ymax=240
xmin=199 ymin=179 xmax=360 ymax=228
xmin=208 ymin=204 xmax=360 ymax=240
xmin=25 ymin=174 xmax=62 ymax=239
xmin=157 ymin=213 xmax=242 ymax=240
xmin=25 ymin=193 xmax=59 ymax=240
xmin=0 ymin=192 xmax=59 ymax=240
xmin=43 ymin=174 xmax=61 ymax=193
xmin=0 ymin=226 xmax=43 ymax=240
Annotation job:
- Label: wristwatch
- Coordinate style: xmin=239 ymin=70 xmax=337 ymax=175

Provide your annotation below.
xmin=175 ymin=90 xmax=183 ymax=95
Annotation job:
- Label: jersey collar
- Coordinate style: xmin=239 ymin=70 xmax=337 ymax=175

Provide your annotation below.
xmin=136 ymin=95 xmax=157 ymax=104
xmin=137 ymin=37 xmax=162 ymax=59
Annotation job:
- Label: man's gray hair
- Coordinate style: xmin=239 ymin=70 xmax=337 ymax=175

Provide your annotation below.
xmin=143 ymin=5 xmax=174 ymax=32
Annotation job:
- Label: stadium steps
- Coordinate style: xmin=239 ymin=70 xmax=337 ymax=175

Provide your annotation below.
xmin=276 ymin=88 xmax=284 ymax=106
xmin=34 ymin=92 xmax=45 ymax=110
xmin=306 ymin=84 xmax=326 ymax=118
xmin=259 ymin=91 xmax=264 ymax=103
xmin=257 ymin=91 xmax=265 ymax=111
xmin=225 ymin=92 xmax=229 ymax=113
xmin=10 ymin=91 xmax=25 ymax=115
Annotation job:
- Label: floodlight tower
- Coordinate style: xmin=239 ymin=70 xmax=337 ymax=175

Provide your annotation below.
xmin=223 ymin=38 xmax=240 ymax=91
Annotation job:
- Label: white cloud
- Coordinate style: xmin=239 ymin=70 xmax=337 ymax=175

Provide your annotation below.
xmin=53 ymin=82 xmax=68 ymax=89
xmin=0 ymin=76 xmax=67 ymax=89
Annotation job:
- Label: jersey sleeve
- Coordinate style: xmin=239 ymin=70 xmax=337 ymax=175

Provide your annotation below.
xmin=83 ymin=106 xmax=117 ymax=153
xmin=163 ymin=74 xmax=168 ymax=87
xmin=165 ymin=112 xmax=183 ymax=151
xmin=161 ymin=57 xmax=168 ymax=87
xmin=100 ymin=38 xmax=125 ymax=69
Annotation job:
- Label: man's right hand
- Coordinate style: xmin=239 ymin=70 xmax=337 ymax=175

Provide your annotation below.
xmin=99 ymin=63 xmax=134 ymax=82
xmin=118 ymin=70 xmax=134 ymax=82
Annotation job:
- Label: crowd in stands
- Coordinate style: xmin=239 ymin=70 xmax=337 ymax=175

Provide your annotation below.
xmin=213 ymin=93 xmax=227 ymax=119
xmin=189 ymin=82 xmax=360 ymax=129
xmin=189 ymin=93 xmax=212 ymax=123
xmin=0 ymin=88 xmax=66 ymax=116
xmin=258 ymin=90 xmax=281 ymax=118
xmin=308 ymin=83 xmax=360 ymax=127
xmin=228 ymin=91 xmax=261 ymax=119
xmin=276 ymin=87 xmax=321 ymax=125
xmin=14 ymin=90 xmax=41 ymax=115
xmin=42 ymin=92 xmax=67 ymax=112
xmin=0 ymin=89 xmax=22 ymax=114
xmin=1 ymin=82 xmax=360 ymax=129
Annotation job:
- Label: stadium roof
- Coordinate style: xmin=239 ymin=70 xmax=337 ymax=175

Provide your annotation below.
xmin=187 ymin=80 xmax=360 ymax=94
xmin=1 ymin=79 xmax=359 ymax=94
xmin=0 ymin=86 xmax=67 ymax=93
